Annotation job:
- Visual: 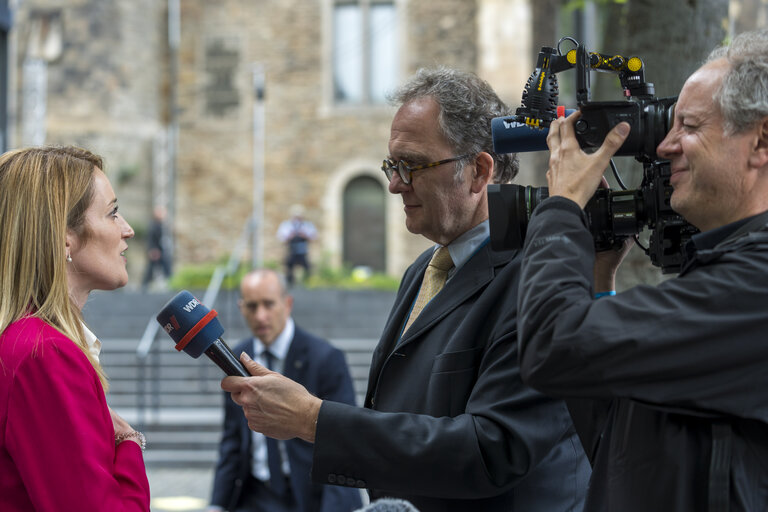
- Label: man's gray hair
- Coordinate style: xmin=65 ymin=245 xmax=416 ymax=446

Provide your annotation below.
xmin=707 ymin=28 xmax=768 ymax=135
xmin=389 ymin=66 xmax=519 ymax=184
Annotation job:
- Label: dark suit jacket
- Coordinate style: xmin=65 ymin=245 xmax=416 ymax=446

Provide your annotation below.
xmin=210 ymin=325 xmax=363 ymax=512
xmin=312 ymin=243 xmax=591 ymax=512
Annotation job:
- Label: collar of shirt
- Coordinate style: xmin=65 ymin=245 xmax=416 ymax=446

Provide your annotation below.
xmin=683 ymin=211 xmax=768 ymax=268
xmin=252 ymin=317 xmax=294 ymax=366
xmin=437 ymin=219 xmax=490 ymax=281
xmin=690 ymin=215 xmax=754 ymax=251
xmin=688 ymin=209 xmax=768 ymax=257
xmin=81 ymin=322 xmax=101 ymax=363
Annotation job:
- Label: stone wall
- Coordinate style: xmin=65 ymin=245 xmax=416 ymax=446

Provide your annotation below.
xmin=11 ymin=0 xmax=167 ymax=279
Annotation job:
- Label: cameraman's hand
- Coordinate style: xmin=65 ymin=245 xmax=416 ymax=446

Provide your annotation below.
xmin=546 ymin=111 xmax=631 ymax=208
xmin=594 ymin=237 xmax=634 ymax=293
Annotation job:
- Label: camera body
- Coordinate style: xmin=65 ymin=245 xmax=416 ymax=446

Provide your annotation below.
xmin=575 ymin=98 xmax=676 ymax=160
xmin=489 ymin=39 xmax=697 ymax=273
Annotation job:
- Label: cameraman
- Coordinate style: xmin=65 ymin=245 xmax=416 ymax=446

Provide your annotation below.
xmin=517 ymin=29 xmax=768 ymax=509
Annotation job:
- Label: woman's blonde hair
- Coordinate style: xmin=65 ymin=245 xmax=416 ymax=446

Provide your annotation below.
xmin=0 ymin=146 xmax=109 ymax=389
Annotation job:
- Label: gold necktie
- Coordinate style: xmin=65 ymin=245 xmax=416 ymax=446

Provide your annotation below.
xmin=403 ymin=247 xmax=454 ymax=334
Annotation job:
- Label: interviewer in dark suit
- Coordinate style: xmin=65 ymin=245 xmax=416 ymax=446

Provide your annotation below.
xmin=222 ymin=67 xmax=590 ymax=512
xmin=208 ymin=269 xmax=362 ymax=512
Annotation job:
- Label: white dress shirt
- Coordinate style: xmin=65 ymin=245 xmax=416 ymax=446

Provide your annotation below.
xmin=81 ymin=322 xmax=102 ymax=363
xmin=250 ymin=317 xmax=294 ymax=480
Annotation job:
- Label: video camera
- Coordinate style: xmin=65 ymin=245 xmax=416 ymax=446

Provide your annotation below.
xmin=488 ymin=37 xmax=698 ymax=273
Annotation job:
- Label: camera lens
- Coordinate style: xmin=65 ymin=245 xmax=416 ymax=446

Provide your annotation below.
xmin=522 ymin=185 xmax=550 ymax=220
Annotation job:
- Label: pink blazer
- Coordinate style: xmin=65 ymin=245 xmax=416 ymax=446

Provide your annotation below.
xmin=0 ymin=317 xmax=150 ymax=511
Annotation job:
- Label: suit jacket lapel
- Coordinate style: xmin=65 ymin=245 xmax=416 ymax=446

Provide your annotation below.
xmin=380 ymin=262 xmax=426 ymax=345
xmin=366 ymin=252 xmax=430 ymax=393
xmin=367 ymin=244 xmax=517 ymax=392
xmin=241 ymin=340 xmax=256 ymax=456
xmin=397 ymin=244 xmax=511 ymax=346
xmin=283 ymin=329 xmax=305 ymax=381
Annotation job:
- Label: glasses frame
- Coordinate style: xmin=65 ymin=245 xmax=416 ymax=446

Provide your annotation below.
xmin=381 ymin=153 xmax=473 ymax=184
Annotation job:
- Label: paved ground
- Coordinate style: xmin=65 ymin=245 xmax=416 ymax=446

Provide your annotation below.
xmin=148 ymin=466 xmax=215 ymax=512
xmin=147 ymin=465 xmax=370 ymax=511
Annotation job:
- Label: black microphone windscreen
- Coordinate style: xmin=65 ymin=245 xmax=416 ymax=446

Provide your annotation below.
xmin=492 ymin=117 xmax=549 ymax=154
xmin=492 ymin=109 xmax=576 ymax=154
xmin=156 ymin=290 xmax=225 ymax=358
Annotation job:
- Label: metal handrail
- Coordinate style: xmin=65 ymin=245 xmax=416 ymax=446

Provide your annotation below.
xmin=134 ymin=216 xmax=255 ymax=427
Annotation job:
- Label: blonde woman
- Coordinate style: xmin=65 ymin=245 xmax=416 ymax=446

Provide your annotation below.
xmin=0 ymin=146 xmax=149 ymax=511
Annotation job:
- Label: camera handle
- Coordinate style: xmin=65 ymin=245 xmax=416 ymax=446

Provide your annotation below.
xmin=515 ymin=37 xmax=652 ymax=130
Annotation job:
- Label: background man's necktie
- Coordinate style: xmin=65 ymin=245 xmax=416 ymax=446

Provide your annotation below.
xmin=263 ymin=350 xmax=287 ymax=495
xmin=403 ymin=247 xmax=454 ymax=334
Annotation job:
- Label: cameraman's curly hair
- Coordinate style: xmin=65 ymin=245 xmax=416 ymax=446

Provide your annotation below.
xmin=708 ymin=28 xmax=768 ymax=135
xmin=389 ymin=66 xmax=519 ymax=184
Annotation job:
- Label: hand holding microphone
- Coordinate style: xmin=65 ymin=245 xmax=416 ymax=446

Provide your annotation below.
xmin=156 ymin=290 xmax=249 ymax=377
xmin=223 ymin=353 xmax=322 ymax=442
xmin=156 ymin=290 xmax=321 ymax=442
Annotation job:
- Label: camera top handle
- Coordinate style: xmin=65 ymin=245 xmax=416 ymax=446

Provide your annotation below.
xmin=515 ymin=37 xmax=653 ymax=132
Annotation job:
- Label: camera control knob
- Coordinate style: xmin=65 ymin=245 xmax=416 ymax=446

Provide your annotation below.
xmin=574 ymin=119 xmax=589 ymax=134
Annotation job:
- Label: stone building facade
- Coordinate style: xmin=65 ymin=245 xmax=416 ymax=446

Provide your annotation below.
xmin=7 ymin=0 xmax=531 ymax=280
xmin=9 ymin=0 xmax=169 ymax=281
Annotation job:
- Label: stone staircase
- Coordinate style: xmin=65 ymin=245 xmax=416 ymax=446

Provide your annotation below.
xmin=83 ymin=287 xmax=395 ymax=467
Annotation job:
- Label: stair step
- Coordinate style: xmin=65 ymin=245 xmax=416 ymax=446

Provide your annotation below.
xmin=106 ymin=366 xmax=223 ymax=379
xmin=143 ymin=449 xmax=218 ymax=467
xmin=145 ymin=430 xmax=221 ymax=441
xmin=108 ymin=380 xmax=222 ymax=392
xmin=142 ymin=422 xmax=223 ymax=432
xmin=143 ymin=432 xmax=222 ymax=450
xmin=108 ymin=395 xmax=223 ymax=407
xmin=109 ymin=407 xmax=223 ymax=425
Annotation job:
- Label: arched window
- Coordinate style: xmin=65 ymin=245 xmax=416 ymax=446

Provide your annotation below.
xmin=343 ymin=176 xmax=386 ymax=271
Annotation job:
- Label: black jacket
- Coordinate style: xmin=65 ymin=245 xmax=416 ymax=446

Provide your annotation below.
xmin=518 ymin=197 xmax=768 ymax=511
xmin=313 ymin=241 xmax=590 ymax=512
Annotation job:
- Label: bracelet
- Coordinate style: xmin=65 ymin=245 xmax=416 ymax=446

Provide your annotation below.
xmin=594 ymin=291 xmax=616 ymax=298
xmin=115 ymin=430 xmax=146 ymax=451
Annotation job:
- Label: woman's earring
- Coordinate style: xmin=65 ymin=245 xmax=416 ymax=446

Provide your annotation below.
xmin=66 ymin=254 xmax=72 ymax=262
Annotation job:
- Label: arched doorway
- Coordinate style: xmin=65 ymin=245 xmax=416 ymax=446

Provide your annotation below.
xmin=343 ymin=175 xmax=386 ymax=271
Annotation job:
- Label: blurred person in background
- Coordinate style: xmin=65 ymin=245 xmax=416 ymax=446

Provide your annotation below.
xmin=0 ymin=146 xmax=149 ymax=511
xmin=141 ymin=204 xmax=172 ymax=291
xmin=208 ymin=269 xmax=361 ymax=512
xmin=276 ymin=204 xmax=317 ymax=287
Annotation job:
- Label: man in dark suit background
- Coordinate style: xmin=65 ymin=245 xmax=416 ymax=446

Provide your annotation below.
xmin=208 ymin=269 xmax=362 ymax=512
xmin=222 ymin=67 xmax=590 ymax=511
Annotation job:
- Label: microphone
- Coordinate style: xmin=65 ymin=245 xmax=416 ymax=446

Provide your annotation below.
xmin=156 ymin=290 xmax=249 ymax=377
xmin=492 ymin=107 xmax=576 ymax=154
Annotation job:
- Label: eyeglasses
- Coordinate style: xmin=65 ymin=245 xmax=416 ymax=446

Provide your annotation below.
xmin=381 ymin=154 xmax=473 ymax=184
